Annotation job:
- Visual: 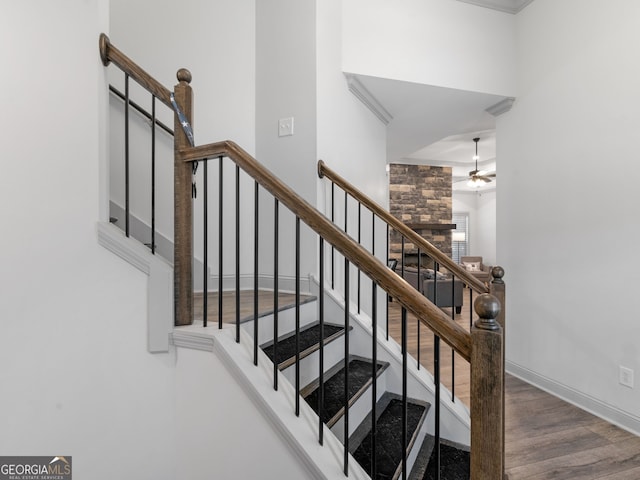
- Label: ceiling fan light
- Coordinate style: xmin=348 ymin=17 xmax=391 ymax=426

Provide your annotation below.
xmin=468 ymin=177 xmax=486 ymax=188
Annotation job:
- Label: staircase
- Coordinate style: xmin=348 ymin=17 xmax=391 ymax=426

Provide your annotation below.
xmin=100 ymin=33 xmax=506 ymax=480
xmin=236 ymin=288 xmax=476 ymax=480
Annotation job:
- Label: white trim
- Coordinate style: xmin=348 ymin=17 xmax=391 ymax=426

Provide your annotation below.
xmin=97 ymin=221 xmax=152 ymax=274
xmin=172 ymin=323 xmax=215 ymax=351
xmin=455 ymin=0 xmax=535 ymax=15
xmin=485 ymin=97 xmax=515 ymax=116
xmin=345 ymin=74 xmax=393 ymax=125
xmin=507 ymin=360 xmax=640 ymax=436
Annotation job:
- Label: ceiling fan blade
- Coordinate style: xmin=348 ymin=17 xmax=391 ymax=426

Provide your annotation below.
xmin=476 ymin=176 xmax=493 ymax=183
xmin=468 ymin=169 xmax=480 ymax=176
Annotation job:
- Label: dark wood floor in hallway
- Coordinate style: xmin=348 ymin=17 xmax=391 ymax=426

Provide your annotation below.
xmin=195 ymin=289 xmax=640 ymax=478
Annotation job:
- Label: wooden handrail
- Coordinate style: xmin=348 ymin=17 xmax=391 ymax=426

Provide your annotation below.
xmin=180 ymin=141 xmax=472 ymax=361
xmin=317 ymin=160 xmax=489 ymax=294
xmin=99 ymin=34 xmax=173 ymax=108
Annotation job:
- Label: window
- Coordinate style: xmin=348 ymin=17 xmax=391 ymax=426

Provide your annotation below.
xmin=452 ymin=212 xmax=469 ymax=263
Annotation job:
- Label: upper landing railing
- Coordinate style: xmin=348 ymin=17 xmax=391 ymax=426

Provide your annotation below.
xmin=99 ymin=33 xmax=505 ymax=479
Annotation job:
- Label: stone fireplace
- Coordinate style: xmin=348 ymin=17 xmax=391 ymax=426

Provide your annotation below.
xmin=388 ymin=164 xmax=454 ymax=269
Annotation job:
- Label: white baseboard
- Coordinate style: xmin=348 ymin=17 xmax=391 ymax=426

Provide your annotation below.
xmin=205 ymin=273 xmax=312 ymax=294
xmin=506 ymin=360 xmax=640 ymax=436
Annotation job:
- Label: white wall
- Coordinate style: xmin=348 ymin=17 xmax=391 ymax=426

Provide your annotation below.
xmin=0 ymin=2 xmax=178 ymax=478
xmin=498 ymin=0 xmax=640 ymax=433
xmin=342 ymin=0 xmax=517 ymax=96
xmin=175 ymin=348 xmax=314 ymax=480
xmin=453 ymin=190 xmax=496 ymax=266
xmin=317 ymin=0 xmax=389 ymax=315
xmin=255 ymin=0 xmax=318 ymax=283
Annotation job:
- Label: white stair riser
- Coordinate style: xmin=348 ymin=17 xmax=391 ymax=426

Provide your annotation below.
xmin=241 ymin=301 xmax=317 ymax=346
xmin=281 ymin=334 xmax=346 ymax=388
xmin=330 ymin=372 xmax=387 ymax=443
xmin=399 ymin=405 xmax=430 ymax=479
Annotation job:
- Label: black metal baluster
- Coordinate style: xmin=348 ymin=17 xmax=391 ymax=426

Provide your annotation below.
xmin=295 ymin=216 xmax=301 ymax=417
xmin=416 ymin=248 xmax=421 ymax=370
xmin=435 ymin=334 xmax=441 ymax=480
xmin=273 ymin=198 xmax=279 ymax=390
xmin=235 ymin=164 xmax=240 ymax=342
xmin=451 ymin=274 xmax=456 ymax=401
xmin=470 ymin=287 xmax=474 ymax=329
xmin=150 ymin=95 xmax=156 ymax=254
xmin=386 ymin=224 xmax=390 ymax=340
xmin=331 ymin=183 xmax=335 ymax=289
xmin=344 ymin=191 xmax=348 ymax=234
xmin=402 ymin=306 xmax=408 ymax=480
xmin=124 ymin=74 xmax=130 ymax=237
xmin=254 ymin=181 xmax=259 ymax=366
xmin=203 ymin=160 xmax=208 ymax=327
xmin=357 ymin=203 xmax=361 ymax=313
xmin=371 ymin=210 xmax=378 ymax=477
xmin=371 ymin=282 xmax=378 ymax=479
xmin=218 ymin=157 xmax=223 ymax=329
xmin=434 ymin=262 xmax=441 ymax=479
xmin=318 ymin=237 xmax=325 ymax=445
xmin=343 ymin=257 xmax=350 ymax=476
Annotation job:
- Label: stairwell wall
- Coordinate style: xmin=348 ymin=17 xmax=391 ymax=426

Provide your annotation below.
xmin=109 ymin=0 xmax=257 ymax=287
xmin=0 ymin=2 xmax=178 ymax=478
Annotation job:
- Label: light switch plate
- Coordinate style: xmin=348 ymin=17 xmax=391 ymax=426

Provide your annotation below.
xmin=278 ymin=117 xmax=294 ymax=137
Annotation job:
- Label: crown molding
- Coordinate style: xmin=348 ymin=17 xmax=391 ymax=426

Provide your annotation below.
xmin=486 ymin=97 xmax=515 ymax=117
xmin=455 ymin=0 xmax=535 ymax=14
xmin=345 ymin=74 xmax=393 ymax=125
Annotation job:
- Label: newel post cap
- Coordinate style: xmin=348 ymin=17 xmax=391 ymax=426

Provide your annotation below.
xmin=474 ymin=293 xmax=501 ymax=331
xmin=177 ymin=68 xmax=192 ymax=84
xmin=491 ymin=265 xmax=505 ymax=284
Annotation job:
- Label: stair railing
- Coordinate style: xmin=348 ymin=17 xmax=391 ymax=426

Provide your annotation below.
xmin=100 ymin=34 xmax=504 ymax=480
xmin=318 ymin=160 xmax=507 ymax=478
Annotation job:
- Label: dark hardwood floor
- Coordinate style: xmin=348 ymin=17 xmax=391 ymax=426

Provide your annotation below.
xmin=195 ymin=289 xmax=640 ymax=478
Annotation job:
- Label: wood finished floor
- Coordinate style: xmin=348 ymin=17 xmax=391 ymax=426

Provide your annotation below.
xmin=194 ymin=289 xmax=640 ymax=479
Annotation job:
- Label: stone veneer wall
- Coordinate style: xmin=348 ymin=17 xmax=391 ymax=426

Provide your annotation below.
xmin=389 ymin=164 xmax=452 ymax=267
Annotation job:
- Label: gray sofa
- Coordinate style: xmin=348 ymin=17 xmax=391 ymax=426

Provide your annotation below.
xmin=395 ymin=265 xmax=464 ymax=314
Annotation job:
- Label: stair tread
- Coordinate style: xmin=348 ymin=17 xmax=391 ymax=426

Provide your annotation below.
xmin=261 ymin=322 xmax=344 ymax=368
xmin=420 ymin=436 xmax=470 ymax=480
xmin=303 ymin=356 xmax=388 ymax=427
xmin=351 ymin=393 xmax=429 ymax=480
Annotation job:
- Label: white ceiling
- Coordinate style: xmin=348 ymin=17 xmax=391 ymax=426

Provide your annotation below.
xmin=351 ymin=74 xmax=504 ymax=192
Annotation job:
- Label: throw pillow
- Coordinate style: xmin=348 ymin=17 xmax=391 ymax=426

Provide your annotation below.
xmin=463 ymin=262 xmax=481 ymax=272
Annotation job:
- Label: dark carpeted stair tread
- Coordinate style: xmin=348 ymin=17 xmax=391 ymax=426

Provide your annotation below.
xmin=422 ymin=440 xmax=469 ymax=480
xmin=261 ymin=322 xmax=345 ymax=369
xmin=351 ymin=394 xmax=429 ymax=480
xmin=303 ymin=356 xmax=388 ymax=427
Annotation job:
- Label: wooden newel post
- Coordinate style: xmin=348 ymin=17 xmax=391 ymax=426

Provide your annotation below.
xmin=489 ymin=266 xmax=507 ymax=479
xmin=174 ymin=68 xmax=194 ymax=326
xmin=470 ymin=293 xmax=504 ymax=480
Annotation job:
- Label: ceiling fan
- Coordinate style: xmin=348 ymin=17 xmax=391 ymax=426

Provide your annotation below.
xmin=466 ymin=137 xmax=495 ymax=187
